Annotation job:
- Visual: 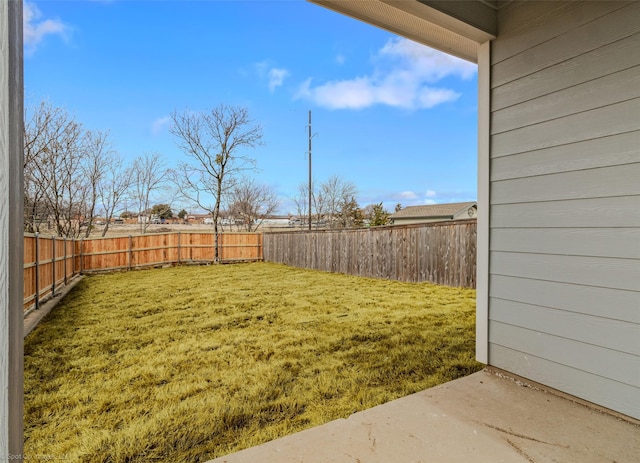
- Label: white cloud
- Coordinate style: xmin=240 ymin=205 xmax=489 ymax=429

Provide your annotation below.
xmin=399 ymin=191 xmax=418 ymax=199
xmin=378 ymin=37 xmax=476 ymax=82
xmin=296 ymin=37 xmax=476 ymax=110
xmin=268 ymin=67 xmax=289 ymax=93
xmin=23 ymin=1 xmax=69 ymax=54
xmin=254 ymin=61 xmax=289 ymax=93
xmin=151 ymin=116 xmax=171 ymax=135
xmin=335 ymin=54 xmax=346 ymax=65
xmin=384 ymin=189 xmax=440 ymax=207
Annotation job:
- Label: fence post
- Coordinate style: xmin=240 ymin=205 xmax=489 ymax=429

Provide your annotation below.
xmin=177 ymin=232 xmax=181 ymax=264
xmin=71 ymin=237 xmax=75 ymax=276
xmin=51 ymin=235 xmax=56 ymax=297
xmin=80 ymin=238 xmax=84 ymax=273
xmin=75 ymin=238 xmax=79 ymax=275
xmin=128 ymin=235 xmax=133 ymax=270
xmin=63 ymin=237 xmax=67 ymax=286
xmin=34 ymin=233 xmax=40 ymax=310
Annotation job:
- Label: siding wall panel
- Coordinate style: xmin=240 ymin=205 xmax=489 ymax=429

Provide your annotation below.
xmin=491 ymin=251 xmax=640 ymax=292
xmin=492 ymin=98 xmax=640 ymax=158
xmin=489 ymin=344 xmax=640 ymax=419
xmin=489 ymin=0 xmax=640 ymax=419
xmin=490 ymin=228 xmax=640 ymax=259
xmin=490 ymin=298 xmax=640 ymax=356
xmin=492 ymin=1 xmax=632 ymax=64
xmin=491 ymin=131 xmax=640 ymax=181
xmin=490 ymin=275 xmax=639 ymax=323
xmin=492 ymin=2 xmax=640 ymax=88
xmin=492 ymin=66 xmax=640 ymax=134
xmin=491 ymin=163 xmax=640 ymax=203
xmin=489 ymin=321 xmax=640 ymax=387
xmin=491 ymin=197 xmax=640 ymax=228
xmin=493 ymin=32 xmax=640 ymax=111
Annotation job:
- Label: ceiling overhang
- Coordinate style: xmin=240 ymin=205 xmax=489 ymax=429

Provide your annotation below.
xmin=309 ymin=0 xmax=497 ymax=63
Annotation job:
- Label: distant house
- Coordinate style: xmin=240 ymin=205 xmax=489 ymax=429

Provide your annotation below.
xmin=390 ymin=202 xmax=477 ymax=226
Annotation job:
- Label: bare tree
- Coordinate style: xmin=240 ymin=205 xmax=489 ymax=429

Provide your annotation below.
xmin=50 ymin=125 xmax=86 ymax=238
xmin=228 ymin=178 xmax=280 ymax=232
xmin=292 ymin=176 xmax=356 ymax=229
xmin=24 ymin=101 xmax=138 ymax=238
xmin=292 ymin=180 xmax=327 ymax=228
xmin=81 ymin=130 xmax=112 ymax=237
xmin=320 ymin=175 xmax=357 ymax=229
xmin=292 ymin=182 xmax=311 ymax=228
xmin=311 ymin=184 xmax=326 ymax=228
xmin=170 ymin=105 xmax=263 ymax=260
xmin=292 ymin=180 xmax=328 ymax=228
xmin=130 ymin=152 xmax=168 ymax=234
xmin=23 ymin=102 xmax=88 ymax=237
xmin=23 ymin=101 xmax=71 ymax=233
xmin=99 ymin=153 xmax=133 ymax=236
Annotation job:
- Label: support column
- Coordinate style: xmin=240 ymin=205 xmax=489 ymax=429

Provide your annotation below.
xmin=0 ymin=0 xmax=24 ymax=459
xmin=476 ymin=40 xmax=490 ymax=365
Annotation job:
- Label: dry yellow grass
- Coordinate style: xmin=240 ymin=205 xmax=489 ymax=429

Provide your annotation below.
xmin=24 ymin=262 xmax=482 ymax=462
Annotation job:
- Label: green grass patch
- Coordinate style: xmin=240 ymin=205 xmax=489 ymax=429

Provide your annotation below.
xmin=24 ymin=262 xmax=482 ymax=462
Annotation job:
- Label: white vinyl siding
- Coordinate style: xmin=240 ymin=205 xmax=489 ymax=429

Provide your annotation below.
xmin=488 ymin=0 xmax=640 ymax=419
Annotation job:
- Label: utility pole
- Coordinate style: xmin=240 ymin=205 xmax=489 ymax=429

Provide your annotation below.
xmin=308 ymin=110 xmax=312 ymax=230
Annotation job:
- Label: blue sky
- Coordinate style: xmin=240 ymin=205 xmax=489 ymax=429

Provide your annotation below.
xmin=23 ymin=0 xmax=478 ymax=215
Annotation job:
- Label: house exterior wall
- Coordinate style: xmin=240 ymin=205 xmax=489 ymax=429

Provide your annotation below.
xmin=489 ymin=0 xmax=640 ymax=419
xmin=0 ymin=0 xmax=25 ymax=455
xmin=453 ymin=207 xmax=476 ymax=221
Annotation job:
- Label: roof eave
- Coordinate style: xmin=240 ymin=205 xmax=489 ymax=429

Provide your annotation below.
xmin=394 ymin=215 xmax=454 ymax=220
xmin=309 ymin=0 xmax=496 ymax=63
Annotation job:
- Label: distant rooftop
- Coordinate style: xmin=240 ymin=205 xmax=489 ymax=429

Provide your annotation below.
xmin=390 ymin=201 xmax=477 ymax=219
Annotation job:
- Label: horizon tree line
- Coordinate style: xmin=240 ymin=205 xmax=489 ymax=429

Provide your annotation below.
xmin=23 ymin=100 xmax=396 ymax=244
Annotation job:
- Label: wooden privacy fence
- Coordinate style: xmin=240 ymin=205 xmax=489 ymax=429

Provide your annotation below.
xmin=76 ymin=232 xmax=263 ymax=272
xmin=23 ymin=232 xmax=263 ymax=313
xmin=23 ymin=222 xmax=475 ymax=313
xmin=263 ymin=220 xmax=477 ymax=288
xmin=23 ymin=233 xmax=77 ymax=313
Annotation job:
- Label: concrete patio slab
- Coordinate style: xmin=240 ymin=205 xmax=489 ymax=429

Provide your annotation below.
xmin=208 ymin=368 xmax=639 ymax=463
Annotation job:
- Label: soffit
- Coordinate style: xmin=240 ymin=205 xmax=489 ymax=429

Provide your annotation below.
xmin=310 ymin=0 xmax=497 ymax=63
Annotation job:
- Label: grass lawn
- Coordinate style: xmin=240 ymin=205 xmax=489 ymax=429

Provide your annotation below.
xmin=24 ymin=262 xmax=482 ymax=462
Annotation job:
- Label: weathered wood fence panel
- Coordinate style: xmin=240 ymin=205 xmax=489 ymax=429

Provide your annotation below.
xmin=264 ymin=220 xmax=477 ymax=288
xmin=23 ymin=232 xmax=262 ymax=313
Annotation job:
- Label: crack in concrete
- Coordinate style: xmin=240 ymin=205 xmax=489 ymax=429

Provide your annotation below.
xmin=367 ymin=426 xmax=377 ymax=450
xmin=482 ymin=423 xmax=569 ymax=448
xmin=506 ymin=438 xmax=538 ymax=463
